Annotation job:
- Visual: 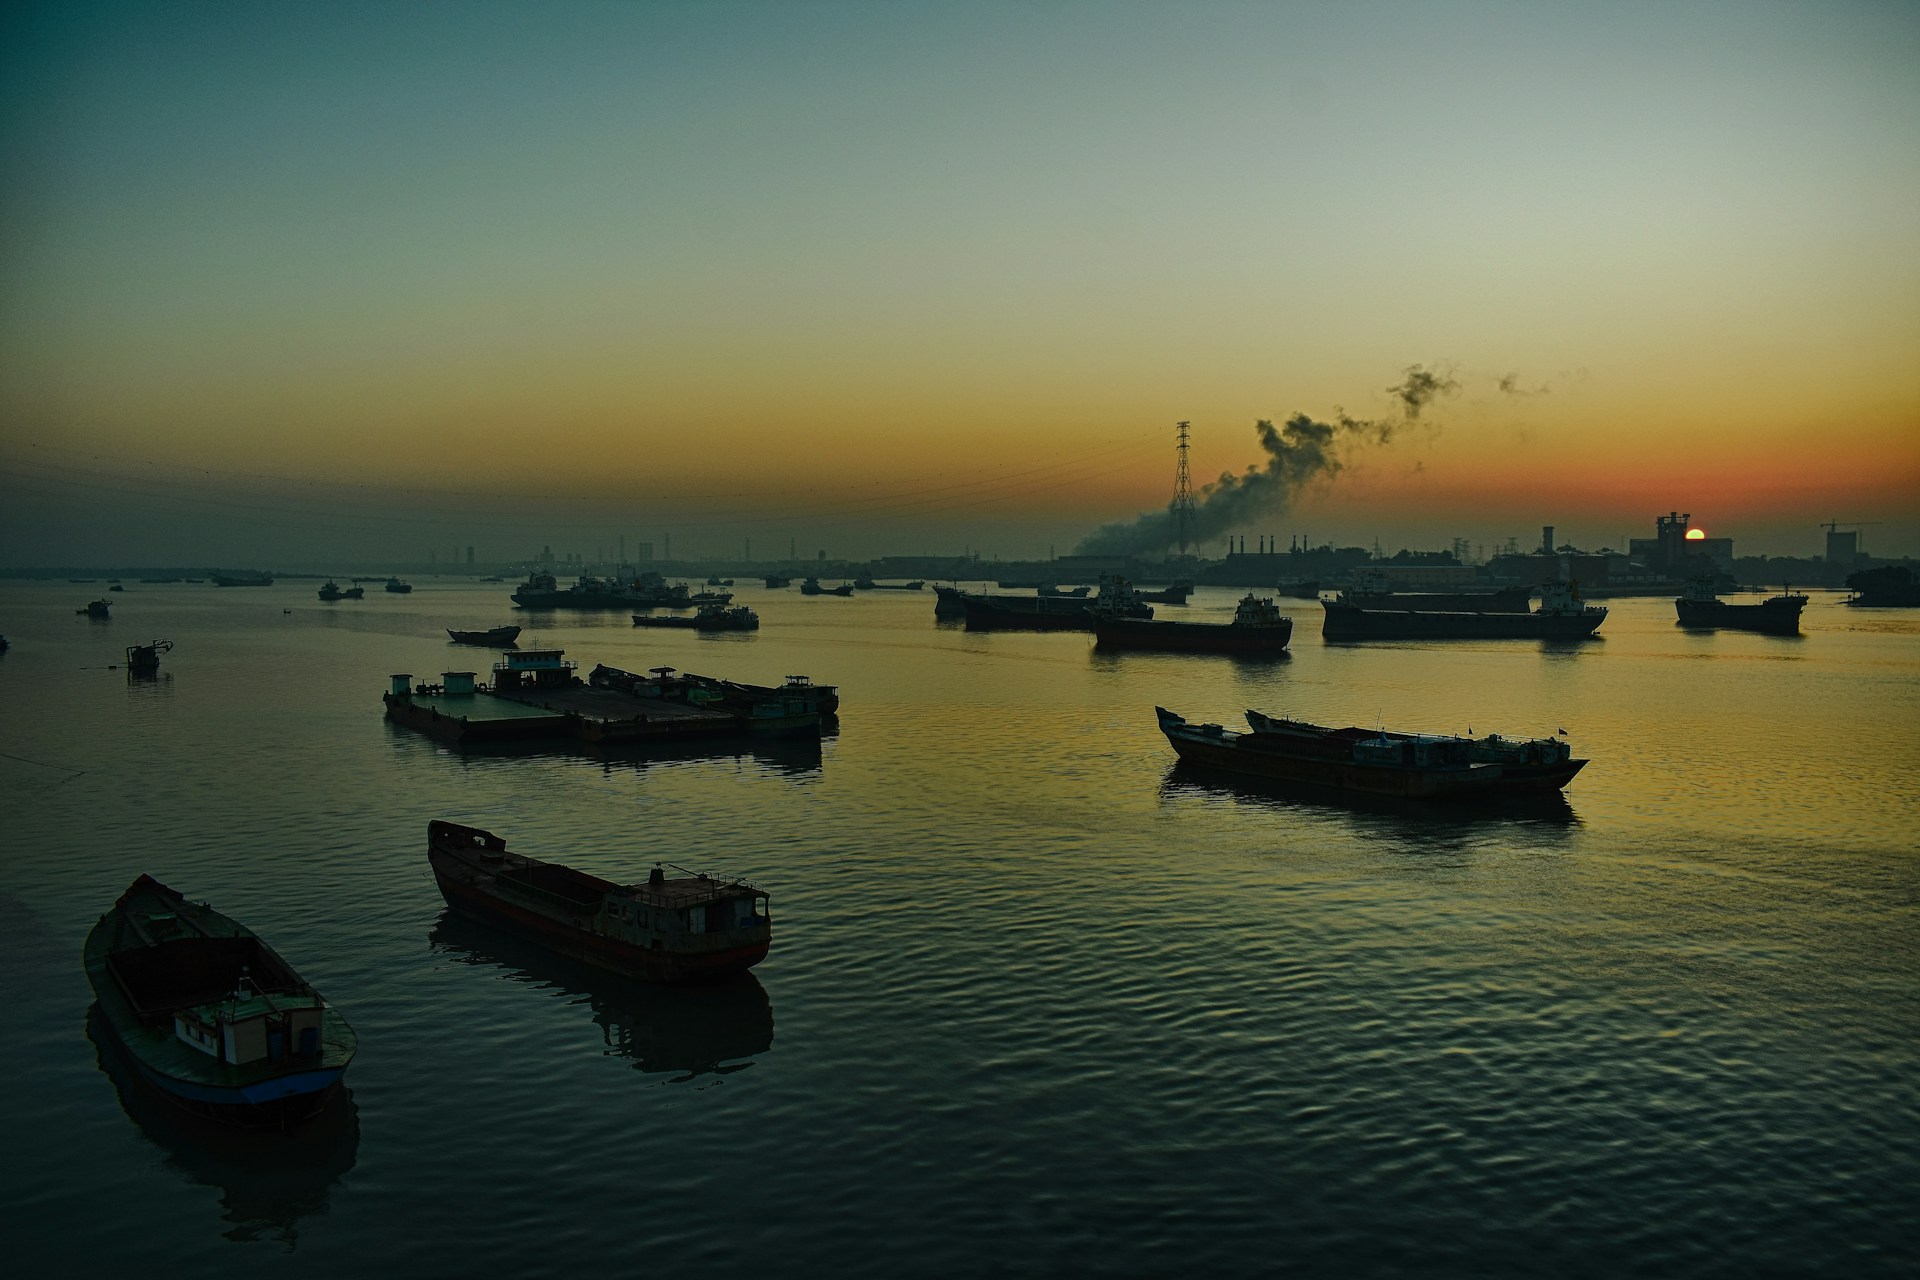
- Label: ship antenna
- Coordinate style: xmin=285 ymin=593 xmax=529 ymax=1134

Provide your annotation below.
xmin=1172 ymin=421 xmax=1196 ymax=558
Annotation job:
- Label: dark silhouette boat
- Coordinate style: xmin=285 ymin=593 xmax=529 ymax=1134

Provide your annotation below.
xmin=763 ymin=575 xmax=793 ymax=588
xmin=427 ymin=821 xmax=772 ymax=982
xmin=1133 ymin=579 xmax=1194 ymax=605
xmin=317 ymin=580 xmax=363 ymax=601
xmin=84 ymin=875 xmax=357 ymax=1126
xmin=384 ymin=577 xmax=412 ymax=594
xmin=447 ymin=625 xmax=521 ymax=646
xmin=1674 ymin=577 xmax=1807 ymax=634
xmin=78 ymin=598 xmax=112 ymax=618
xmin=1845 ymin=565 xmax=1920 ymax=607
xmin=210 ymin=571 xmax=274 ymax=587
xmin=1321 ymin=580 xmax=1605 ymax=640
xmin=513 ymin=571 xmax=693 ymax=610
xmin=1095 ymin=592 xmax=1291 ymax=654
xmin=959 ymin=576 xmax=1153 ymax=631
xmin=125 ymin=638 xmax=174 ymax=673
xmin=800 ymin=577 xmax=854 ymax=596
xmin=1158 ymin=708 xmax=1586 ymax=799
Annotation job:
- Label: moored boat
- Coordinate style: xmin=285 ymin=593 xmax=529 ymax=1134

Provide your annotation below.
xmin=1674 ymin=577 xmax=1807 ymax=634
xmin=800 ymin=577 xmax=854 ymax=596
xmin=960 ymin=576 xmax=1154 ymax=631
xmin=1320 ymin=580 xmax=1605 ymax=641
xmin=1157 ymin=708 xmax=1506 ymax=799
xmin=318 ymin=580 xmax=364 ymax=601
xmin=865 ymin=580 xmax=924 ymax=590
xmin=1133 ymin=579 xmax=1194 ymax=605
xmin=1095 ymin=592 xmax=1291 ymax=655
xmin=763 ymin=575 xmax=793 ymax=588
xmin=427 ymin=821 xmax=771 ymax=982
xmin=447 ymin=625 xmax=521 ymax=646
xmin=695 ymin=603 xmax=759 ymax=631
xmin=210 ymin=571 xmax=274 ymax=587
xmin=1844 ymin=565 xmax=1920 ymax=608
xmin=78 ymin=598 xmax=112 ymax=618
xmin=384 ymin=577 xmax=413 ymax=594
xmin=1242 ymin=710 xmax=1586 ymax=792
xmin=84 ymin=875 xmax=357 ymax=1126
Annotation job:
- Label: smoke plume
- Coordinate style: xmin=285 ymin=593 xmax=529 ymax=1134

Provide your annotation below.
xmin=1073 ymin=364 xmax=1457 ymax=556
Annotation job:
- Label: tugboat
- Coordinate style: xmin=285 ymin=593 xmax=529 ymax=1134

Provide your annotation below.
xmin=84 ymin=875 xmax=358 ymax=1126
xmin=1674 ymin=577 xmax=1807 ymax=634
xmin=1094 ymin=592 xmax=1292 ymax=655
xmin=426 ymin=821 xmax=772 ymax=982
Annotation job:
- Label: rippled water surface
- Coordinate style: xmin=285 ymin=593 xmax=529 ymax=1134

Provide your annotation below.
xmin=4 ymin=579 xmax=1916 ymax=1275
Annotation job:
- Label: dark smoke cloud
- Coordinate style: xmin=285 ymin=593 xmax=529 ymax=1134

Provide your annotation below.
xmin=1074 ymin=364 xmax=1458 ymax=556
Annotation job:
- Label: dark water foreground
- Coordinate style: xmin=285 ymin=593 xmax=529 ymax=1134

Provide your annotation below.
xmin=2 ymin=580 xmax=1915 ymax=1276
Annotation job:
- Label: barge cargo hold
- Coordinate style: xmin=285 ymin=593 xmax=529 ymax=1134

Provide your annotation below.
xmin=85 ymin=875 xmax=357 ymax=1126
xmin=427 ymin=821 xmax=771 ymax=982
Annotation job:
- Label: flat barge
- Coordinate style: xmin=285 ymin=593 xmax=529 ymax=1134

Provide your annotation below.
xmin=428 ymin=821 xmax=771 ymax=982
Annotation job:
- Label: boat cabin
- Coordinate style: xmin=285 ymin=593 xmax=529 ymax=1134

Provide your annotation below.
xmin=492 ymin=648 xmax=577 ymax=692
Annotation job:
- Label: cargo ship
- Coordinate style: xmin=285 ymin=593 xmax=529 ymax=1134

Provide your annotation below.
xmin=427 ymin=821 xmax=771 ymax=982
xmin=1156 ymin=708 xmax=1505 ymax=800
xmin=1335 ymin=572 xmax=1533 ymax=614
xmin=1321 ymin=580 xmax=1605 ymax=641
xmin=959 ymin=576 xmax=1153 ymax=631
xmin=318 ymin=580 xmax=364 ymax=601
xmin=1674 ymin=578 xmax=1807 ymax=634
xmin=85 ymin=875 xmax=357 ymax=1126
xmin=1094 ymin=592 xmax=1291 ymax=655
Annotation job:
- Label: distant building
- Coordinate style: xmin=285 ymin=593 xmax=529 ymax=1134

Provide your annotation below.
xmin=1825 ymin=527 xmax=1860 ymax=563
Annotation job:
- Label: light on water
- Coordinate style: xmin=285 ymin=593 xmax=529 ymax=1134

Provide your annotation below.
xmin=2 ymin=580 xmax=1916 ymax=1275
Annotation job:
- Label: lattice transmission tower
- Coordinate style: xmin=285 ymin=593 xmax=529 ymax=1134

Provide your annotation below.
xmin=1171 ymin=421 xmax=1197 ymax=557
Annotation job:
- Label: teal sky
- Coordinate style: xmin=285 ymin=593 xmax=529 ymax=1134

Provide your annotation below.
xmin=3 ymin=1 xmax=1916 ymax=565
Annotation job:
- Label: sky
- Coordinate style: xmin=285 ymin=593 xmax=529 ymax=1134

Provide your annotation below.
xmin=2 ymin=0 xmax=1916 ymax=566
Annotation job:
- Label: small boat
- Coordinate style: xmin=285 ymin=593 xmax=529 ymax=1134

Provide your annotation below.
xmin=210 ymin=572 xmax=274 ymax=587
xmin=705 ymin=577 xmax=734 ymax=587
xmin=1674 ymin=577 xmax=1806 ymax=634
xmin=384 ymin=577 xmax=413 ymax=594
xmin=84 ymin=875 xmax=358 ymax=1126
xmin=78 ymin=599 xmax=111 ymax=618
xmin=1133 ymin=580 xmax=1194 ymax=605
xmin=630 ymin=612 xmax=701 ymax=629
xmin=865 ymin=580 xmax=924 ymax=591
xmin=447 ymin=625 xmax=521 ymax=646
xmin=125 ymin=638 xmax=174 ymax=673
xmin=763 ymin=575 xmax=792 ymax=589
xmin=1094 ymin=592 xmax=1291 ymax=654
xmin=427 ymin=821 xmax=772 ymax=982
xmin=1034 ymin=583 xmax=1091 ymax=597
xmin=109 ymin=584 xmax=126 ymax=592
xmin=852 ymin=577 xmax=877 ymax=590
xmin=690 ymin=590 xmax=734 ymax=605
xmin=317 ymin=580 xmax=363 ymax=601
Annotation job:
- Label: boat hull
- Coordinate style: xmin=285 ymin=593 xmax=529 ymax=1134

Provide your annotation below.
xmin=1321 ymin=602 xmax=1605 ymax=640
xmin=1675 ymin=597 xmax=1805 ymax=634
xmin=1094 ymin=617 xmax=1292 ymax=654
xmin=1162 ymin=728 xmax=1503 ymax=798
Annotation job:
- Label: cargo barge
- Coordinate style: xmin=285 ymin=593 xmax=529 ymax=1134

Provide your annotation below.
xmin=427 ymin=821 xmax=771 ymax=982
xmin=1321 ymin=580 xmax=1605 ymax=641
xmin=1674 ymin=578 xmax=1807 ymax=634
xmin=1094 ymin=593 xmax=1291 ymax=655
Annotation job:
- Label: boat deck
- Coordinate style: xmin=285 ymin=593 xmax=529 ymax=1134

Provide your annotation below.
xmin=491 ymin=686 xmax=734 ymax=728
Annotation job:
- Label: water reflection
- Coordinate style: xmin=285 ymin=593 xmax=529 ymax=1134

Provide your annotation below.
xmin=1159 ymin=762 xmax=1581 ymax=834
xmin=428 ymin=913 xmax=775 ymax=1082
xmin=383 ymin=719 xmax=827 ymax=778
xmin=86 ymin=1004 xmax=359 ymax=1248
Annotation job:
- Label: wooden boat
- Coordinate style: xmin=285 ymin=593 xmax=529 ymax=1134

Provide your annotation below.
xmin=447 ymin=625 xmax=521 ymax=646
xmin=427 ymin=821 xmax=772 ymax=982
xmin=1156 ymin=707 xmax=1508 ymax=800
xmin=1674 ymin=577 xmax=1806 ymax=634
xmin=84 ymin=875 xmax=357 ymax=1126
xmin=125 ymin=638 xmax=174 ymax=673
xmin=1095 ymin=593 xmax=1291 ymax=654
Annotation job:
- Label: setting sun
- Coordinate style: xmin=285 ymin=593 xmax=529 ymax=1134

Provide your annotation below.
xmin=1686 ymin=529 xmax=1707 ymax=540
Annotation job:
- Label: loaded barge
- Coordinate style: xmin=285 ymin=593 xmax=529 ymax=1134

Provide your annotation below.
xmin=428 ymin=821 xmax=771 ymax=982
xmin=383 ymin=648 xmax=834 ymax=747
xmin=1094 ymin=592 xmax=1291 ymax=655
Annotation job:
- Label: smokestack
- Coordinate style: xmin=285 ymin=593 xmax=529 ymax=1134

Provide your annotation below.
xmin=1541 ymin=526 xmax=1554 ymax=555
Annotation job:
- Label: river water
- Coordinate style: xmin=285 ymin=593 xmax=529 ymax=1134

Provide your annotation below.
xmin=3 ymin=578 xmax=1915 ymax=1276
